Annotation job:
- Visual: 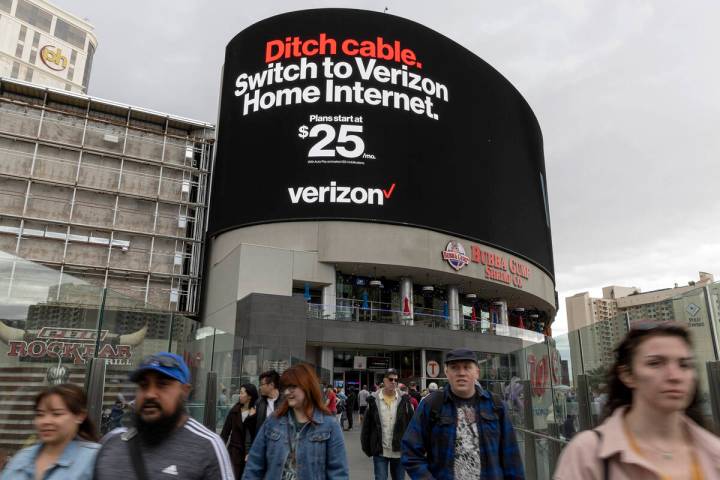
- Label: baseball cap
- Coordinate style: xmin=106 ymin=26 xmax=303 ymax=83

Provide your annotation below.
xmin=129 ymin=352 xmax=190 ymax=384
xmin=428 ymin=382 xmax=439 ymax=391
xmin=444 ymin=348 xmax=478 ymax=364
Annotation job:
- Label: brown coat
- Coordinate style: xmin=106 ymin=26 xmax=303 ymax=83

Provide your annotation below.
xmin=554 ymin=406 xmax=720 ymax=480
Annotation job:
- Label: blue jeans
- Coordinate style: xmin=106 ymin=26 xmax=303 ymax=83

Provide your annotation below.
xmin=373 ymin=455 xmax=404 ymax=480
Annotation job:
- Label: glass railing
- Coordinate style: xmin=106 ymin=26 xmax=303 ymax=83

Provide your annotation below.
xmin=307 ymin=300 xmax=546 ymax=343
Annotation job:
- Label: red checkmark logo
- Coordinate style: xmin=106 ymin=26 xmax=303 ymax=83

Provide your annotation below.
xmin=383 ymin=183 xmax=396 ymax=199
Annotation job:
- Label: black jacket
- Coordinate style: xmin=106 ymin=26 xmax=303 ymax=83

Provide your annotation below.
xmin=255 ymin=393 xmax=284 ymax=431
xmin=361 ymin=392 xmax=414 ymax=457
xmin=220 ymin=403 xmax=257 ymax=476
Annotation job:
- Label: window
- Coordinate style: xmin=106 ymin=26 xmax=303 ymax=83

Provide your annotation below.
xmin=15 ymin=25 xmax=27 ymax=58
xmin=28 ymin=31 xmax=40 ymax=63
xmin=24 ymin=67 xmax=33 ymax=82
xmin=15 ymin=0 xmax=53 ymax=32
xmin=67 ymin=49 xmax=76 ymax=80
xmin=0 ymin=0 xmax=11 ymax=13
xmin=54 ymin=18 xmax=86 ymax=49
xmin=10 ymin=61 xmax=20 ymax=78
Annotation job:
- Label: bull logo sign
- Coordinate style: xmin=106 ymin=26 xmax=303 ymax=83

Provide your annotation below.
xmin=0 ymin=322 xmax=146 ymax=365
xmin=40 ymin=46 xmax=68 ymax=71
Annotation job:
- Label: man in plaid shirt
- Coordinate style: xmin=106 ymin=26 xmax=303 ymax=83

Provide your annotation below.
xmin=401 ymin=349 xmax=524 ymax=479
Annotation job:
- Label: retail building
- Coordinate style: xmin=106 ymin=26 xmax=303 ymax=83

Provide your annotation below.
xmin=0 ymin=0 xmax=97 ymax=93
xmin=202 ymin=9 xmax=558 ymax=389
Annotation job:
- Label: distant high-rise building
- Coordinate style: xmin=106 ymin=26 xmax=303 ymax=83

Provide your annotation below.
xmin=0 ymin=0 xmax=97 ymax=93
xmin=566 ymin=272 xmax=715 ymax=377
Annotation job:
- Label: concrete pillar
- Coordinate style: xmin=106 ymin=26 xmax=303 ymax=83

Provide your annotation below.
xmin=420 ymin=349 xmax=427 ymax=389
xmin=320 ymin=346 xmax=334 ymax=385
xmin=322 ymin=282 xmax=336 ymax=319
xmin=448 ymin=285 xmax=460 ymax=330
xmin=400 ymin=276 xmax=414 ymax=326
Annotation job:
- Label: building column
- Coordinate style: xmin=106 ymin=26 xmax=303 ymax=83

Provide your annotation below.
xmin=494 ymin=300 xmax=509 ymax=325
xmin=448 ymin=285 xmax=460 ymax=330
xmin=400 ymin=277 xmax=414 ymax=326
xmin=320 ymin=346 xmax=334 ymax=385
xmin=322 ymin=282 xmax=336 ymax=319
xmin=420 ymin=349 xmax=427 ymax=389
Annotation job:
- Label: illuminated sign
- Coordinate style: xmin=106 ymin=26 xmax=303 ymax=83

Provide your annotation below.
xmin=210 ymin=9 xmax=555 ymax=278
xmin=40 ymin=46 xmax=68 ymax=71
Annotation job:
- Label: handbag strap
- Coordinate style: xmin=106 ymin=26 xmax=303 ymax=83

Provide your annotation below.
xmin=592 ymin=429 xmax=609 ymax=480
xmin=127 ymin=431 xmax=150 ymax=480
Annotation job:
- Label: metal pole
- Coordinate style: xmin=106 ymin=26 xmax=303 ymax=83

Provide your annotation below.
xmin=203 ymin=371 xmax=218 ymax=430
xmin=521 ymin=380 xmax=537 ymax=480
xmin=706 ymin=362 xmax=720 ymax=435
xmin=576 ymin=374 xmax=594 ymax=430
xmin=94 ymin=288 xmax=107 ymax=357
xmin=84 ymin=357 xmax=106 ymax=438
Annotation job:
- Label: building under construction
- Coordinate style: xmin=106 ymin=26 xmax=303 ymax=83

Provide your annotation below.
xmin=0 ymin=77 xmax=215 ymax=315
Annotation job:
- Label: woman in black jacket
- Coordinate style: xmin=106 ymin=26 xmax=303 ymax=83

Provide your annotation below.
xmin=220 ymin=384 xmax=258 ymax=478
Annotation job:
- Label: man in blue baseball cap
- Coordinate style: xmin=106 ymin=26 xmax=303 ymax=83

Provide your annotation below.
xmin=95 ymin=352 xmax=235 ymax=479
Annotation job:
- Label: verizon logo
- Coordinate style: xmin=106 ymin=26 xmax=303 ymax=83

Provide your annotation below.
xmin=288 ymin=181 xmax=395 ymax=205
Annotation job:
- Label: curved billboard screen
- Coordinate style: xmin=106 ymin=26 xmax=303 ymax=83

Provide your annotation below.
xmin=209 ymin=8 xmax=554 ymax=276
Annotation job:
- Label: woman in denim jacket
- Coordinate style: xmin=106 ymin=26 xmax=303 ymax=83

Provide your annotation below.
xmin=1 ymin=384 xmax=100 ymax=480
xmin=243 ymin=363 xmax=349 ymax=479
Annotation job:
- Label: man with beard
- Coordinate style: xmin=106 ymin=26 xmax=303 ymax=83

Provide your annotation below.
xmin=94 ymin=352 xmax=234 ymax=479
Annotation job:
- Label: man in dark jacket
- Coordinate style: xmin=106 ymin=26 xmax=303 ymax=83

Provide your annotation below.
xmin=361 ymin=368 xmax=414 ymax=480
xmin=401 ymin=349 xmax=524 ymax=480
xmin=345 ymin=388 xmax=357 ymax=430
xmin=255 ymin=370 xmax=283 ymax=431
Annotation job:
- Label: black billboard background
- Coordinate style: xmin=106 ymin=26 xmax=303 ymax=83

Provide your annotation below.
xmin=209 ymin=9 xmax=555 ymax=277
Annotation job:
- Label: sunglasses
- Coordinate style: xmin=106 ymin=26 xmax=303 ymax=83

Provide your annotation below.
xmin=139 ymin=355 xmax=182 ymax=369
xmin=386 ymin=377 xmax=399 ymax=382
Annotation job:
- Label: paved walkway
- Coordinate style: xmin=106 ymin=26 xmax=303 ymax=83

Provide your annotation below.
xmin=344 ymin=413 xmax=409 ymax=479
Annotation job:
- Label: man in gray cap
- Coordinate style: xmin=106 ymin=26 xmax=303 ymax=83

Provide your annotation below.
xmin=401 ymin=349 xmax=524 ymax=479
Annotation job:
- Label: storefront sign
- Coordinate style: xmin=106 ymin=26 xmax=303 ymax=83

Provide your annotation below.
xmin=0 ymin=324 xmax=146 ymax=365
xmin=40 ymin=46 xmax=68 ymax=71
xmin=366 ymin=356 xmax=390 ymax=370
xmin=209 ymin=9 xmax=554 ymax=278
xmin=426 ymin=360 xmax=440 ymax=378
xmin=441 ymin=241 xmax=470 ymax=271
xmin=441 ymin=241 xmax=532 ymax=289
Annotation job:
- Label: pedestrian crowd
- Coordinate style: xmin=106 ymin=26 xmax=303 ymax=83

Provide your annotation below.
xmin=2 ymin=321 xmax=720 ymax=479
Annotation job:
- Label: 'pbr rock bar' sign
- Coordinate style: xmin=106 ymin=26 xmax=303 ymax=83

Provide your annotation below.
xmin=209 ymin=9 xmax=555 ymax=278
xmin=0 ymin=323 xmax=146 ymax=365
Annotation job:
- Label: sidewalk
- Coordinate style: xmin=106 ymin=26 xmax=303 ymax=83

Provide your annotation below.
xmin=344 ymin=414 xmax=408 ymax=479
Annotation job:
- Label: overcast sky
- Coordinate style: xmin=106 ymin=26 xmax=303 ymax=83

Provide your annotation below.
xmin=52 ymin=0 xmax=720 ymax=335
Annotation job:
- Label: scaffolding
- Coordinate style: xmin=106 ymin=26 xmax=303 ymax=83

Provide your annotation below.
xmin=0 ymin=77 xmax=214 ymax=316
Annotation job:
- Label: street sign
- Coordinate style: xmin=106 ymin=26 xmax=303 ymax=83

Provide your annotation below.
xmin=367 ymin=356 xmax=390 ymax=370
xmin=426 ymin=360 xmax=440 ymax=378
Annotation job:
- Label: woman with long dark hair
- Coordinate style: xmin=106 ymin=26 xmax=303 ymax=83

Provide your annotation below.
xmin=1 ymin=384 xmax=100 ymax=479
xmin=555 ymin=322 xmax=720 ymax=479
xmin=220 ymin=383 xmax=259 ymax=477
xmin=243 ymin=363 xmax=349 ymax=479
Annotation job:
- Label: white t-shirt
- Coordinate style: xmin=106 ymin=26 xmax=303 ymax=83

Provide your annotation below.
xmin=267 ymin=396 xmax=278 ymax=414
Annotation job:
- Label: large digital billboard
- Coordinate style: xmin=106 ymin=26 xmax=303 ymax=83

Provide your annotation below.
xmin=209 ymin=9 xmax=555 ymax=276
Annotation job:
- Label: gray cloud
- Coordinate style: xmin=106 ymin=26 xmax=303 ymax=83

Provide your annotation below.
xmin=53 ymin=0 xmax=720 ymax=333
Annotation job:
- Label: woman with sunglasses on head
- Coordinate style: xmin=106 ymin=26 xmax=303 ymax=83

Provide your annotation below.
xmin=555 ymin=322 xmax=720 ymax=479
xmin=1 ymin=384 xmax=100 ymax=480
xmin=221 ymin=383 xmax=259 ymax=478
xmin=243 ymin=363 xmax=349 ymax=479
